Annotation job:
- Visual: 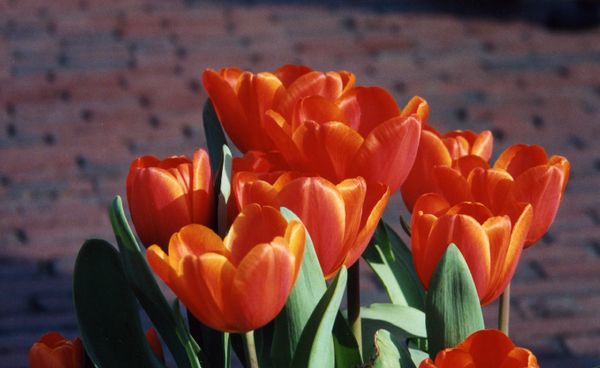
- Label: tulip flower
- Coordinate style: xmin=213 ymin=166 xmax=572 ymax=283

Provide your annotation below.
xmin=145 ymin=328 xmax=164 ymax=363
xmin=127 ymin=149 xmax=214 ymax=250
xmin=147 ymin=204 xmax=305 ymax=332
xmin=29 ymin=332 xmax=83 ymax=368
xmin=204 ymin=65 xmax=423 ymax=191
xmin=232 ymin=172 xmax=389 ymax=279
xmin=401 ymin=98 xmax=493 ymax=211
xmin=411 ymin=193 xmax=532 ymax=305
xmin=203 ymin=64 xmax=356 ymax=152
xmin=493 ymin=144 xmax=570 ymax=246
xmin=419 ymin=329 xmax=539 ymax=368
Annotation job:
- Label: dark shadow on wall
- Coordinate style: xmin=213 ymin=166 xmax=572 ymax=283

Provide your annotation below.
xmin=196 ymin=0 xmax=600 ymax=31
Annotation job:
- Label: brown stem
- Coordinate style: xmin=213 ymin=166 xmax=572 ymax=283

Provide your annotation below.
xmin=498 ymin=283 xmax=511 ymax=336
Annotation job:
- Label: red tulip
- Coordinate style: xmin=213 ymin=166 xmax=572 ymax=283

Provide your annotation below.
xmin=29 ymin=332 xmax=83 ymax=368
xmin=233 ymin=172 xmax=390 ymax=279
xmin=420 ymin=329 xmax=539 ymax=368
xmin=127 ymin=149 xmax=214 ymax=250
xmin=411 ymin=193 xmax=532 ymax=305
xmin=203 ymin=65 xmax=355 ymax=152
xmin=147 ymin=204 xmax=305 ymax=332
xmin=401 ymin=99 xmax=493 ymax=211
xmin=494 ymin=144 xmax=570 ymax=246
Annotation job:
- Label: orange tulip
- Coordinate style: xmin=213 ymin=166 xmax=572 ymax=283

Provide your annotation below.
xmin=29 ymin=332 xmax=83 ymax=368
xmin=411 ymin=193 xmax=532 ymax=305
xmin=127 ymin=149 xmax=214 ymax=250
xmin=401 ymin=98 xmax=493 ymax=211
xmin=419 ymin=329 xmax=539 ymax=368
xmin=204 ymin=65 xmax=423 ymax=191
xmin=147 ymin=204 xmax=305 ymax=332
xmin=493 ymin=144 xmax=570 ymax=246
xmin=232 ymin=172 xmax=390 ymax=279
xmin=203 ymin=64 xmax=355 ymax=152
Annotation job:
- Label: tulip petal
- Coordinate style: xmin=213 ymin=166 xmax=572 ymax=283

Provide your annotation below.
xmin=335 ymin=178 xmax=367 ymax=258
xmin=471 ymin=130 xmax=493 ymax=160
xmin=169 ymin=224 xmax=228 ymax=265
xmin=337 ymin=86 xmax=401 ymax=135
xmin=274 ymin=64 xmax=313 ymax=87
xmin=292 ymin=120 xmax=364 ymax=182
xmin=425 ymin=214 xmax=491 ymax=297
xmin=511 ymin=165 xmax=563 ymax=244
xmin=549 ymin=155 xmax=570 ymax=194
xmin=468 ymin=168 xmax=513 ymax=214
xmin=277 ymin=177 xmax=347 ymax=278
xmin=275 ymin=71 xmax=343 ymax=118
xmin=499 ymin=347 xmax=539 ymax=368
xmin=433 ymin=166 xmax=473 ymax=206
xmin=452 ymin=155 xmax=489 ymax=178
xmin=460 ymin=329 xmax=514 ymax=368
xmin=401 ymin=95 xmax=429 ymax=122
xmin=232 ymin=172 xmax=280 ymax=211
xmin=479 ymin=216 xmax=512 ymax=305
xmin=192 ymin=149 xmax=214 ymax=227
xmin=264 ymin=110 xmax=305 ymax=168
xmin=352 ymin=116 xmax=422 ymax=190
xmin=203 ymin=69 xmax=256 ymax=152
xmin=225 ymin=204 xmax=288 ymax=265
xmin=494 ymin=144 xmax=548 ymax=177
xmin=401 ymin=130 xmax=452 ymax=211
xmin=292 ymin=95 xmax=346 ymax=131
xmin=344 ymin=182 xmax=390 ymax=269
xmin=233 ymin=241 xmax=296 ymax=331
xmin=147 ymin=244 xmax=173 ymax=282
xmin=186 ymin=254 xmax=237 ymax=331
xmin=434 ymin=348 xmax=475 ymax=368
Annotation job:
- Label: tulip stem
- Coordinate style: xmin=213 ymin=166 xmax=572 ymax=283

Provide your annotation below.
xmin=243 ymin=331 xmax=259 ymax=368
xmin=348 ymin=262 xmax=362 ymax=356
xmin=498 ymin=283 xmax=511 ymax=336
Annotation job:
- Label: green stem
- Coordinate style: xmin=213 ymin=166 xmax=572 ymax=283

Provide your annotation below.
xmin=243 ymin=330 xmax=259 ymax=368
xmin=348 ymin=262 xmax=362 ymax=355
xmin=498 ymin=283 xmax=510 ymax=336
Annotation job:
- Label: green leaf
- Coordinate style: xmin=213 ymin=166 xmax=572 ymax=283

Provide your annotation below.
xmin=363 ymin=221 xmax=425 ymax=309
xmin=188 ymin=315 xmax=230 ymax=368
xmin=109 ymin=197 xmax=202 ymax=368
xmin=290 ymin=267 xmax=348 ymax=368
xmin=73 ymin=239 xmax=163 ymax=368
xmin=408 ymin=347 xmax=429 ymax=367
xmin=270 ymin=207 xmax=327 ymax=367
xmin=203 ymin=98 xmax=228 ymax=176
xmin=425 ymin=244 xmax=484 ymax=357
xmin=217 ymin=145 xmax=232 ymax=235
xmin=361 ymin=304 xmax=426 ymax=338
xmin=371 ymin=330 xmax=416 ymax=368
xmin=332 ymin=313 xmax=362 ymax=367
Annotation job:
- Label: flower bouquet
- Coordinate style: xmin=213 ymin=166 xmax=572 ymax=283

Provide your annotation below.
xmin=30 ymin=65 xmax=569 ymax=368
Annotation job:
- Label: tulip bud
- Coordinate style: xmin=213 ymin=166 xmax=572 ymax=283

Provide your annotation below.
xmin=126 ymin=149 xmax=214 ymax=250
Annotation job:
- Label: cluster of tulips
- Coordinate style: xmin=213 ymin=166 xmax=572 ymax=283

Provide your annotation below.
xmin=30 ymin=65 xmax=569 ymax=368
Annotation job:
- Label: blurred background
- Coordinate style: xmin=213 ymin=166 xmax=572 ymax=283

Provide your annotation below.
xmin=1 ymin=0 xmax=599 ymax=367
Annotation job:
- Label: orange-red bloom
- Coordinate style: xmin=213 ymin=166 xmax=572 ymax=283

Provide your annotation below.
xmin=29 ymin=332 xmax=83 ymax=368
xmin=147 ymin=204 xmax=305 ymax=332
xmin=411 ymin=194 xmax=532 ymax=305
xmin=233 ymin=172 xmax=389 ymax=279
xmin=127 ymin=149 xmax=214 ymax=250
xmin=204 ymin=65 xmax=423 ymax=191
xmin=203 ymin=65 xmax=355 ymax=153
xmin=419 ymin=329 xmax=539 ymax=368
xmin=401 ymin=98 xmax=493 ymax=211
xmin=493 ymin=144 xmax=569 ymax=246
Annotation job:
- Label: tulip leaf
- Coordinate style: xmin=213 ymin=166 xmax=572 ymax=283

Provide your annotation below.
xmin=371 ymin=329 xmax=416 ymax=368
xmin=73 ymin=239 xmax=164 ymax=368
xmin=332 ymin=312 xmax=362 ymax=368
xmin=363 ymin=220 xmax=425 ymax=309
xmin=217 ymin=145 xmax=232 ymax=235
xmin=109 ymin=196 xmax=203 ymax=368
xmin=425 ymin=244 xmax=484 ymax=357
xmin=188 ymin=315 xmax=230 ymax=368
xmin=290 ymin=267 xmax=348 ymax=368
xmin=203 ymin=98 xmax=228 ymax=176
xmin=408 ymin=347 xmax=429 ymax=367
xmin=271 ymin=207 xmax=328 ymax=367
xmin=361 ymin=303 xmax=426 ymax=338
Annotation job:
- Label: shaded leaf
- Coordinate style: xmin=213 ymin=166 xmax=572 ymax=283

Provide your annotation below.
xmin=361 ymin=304 xmax=426 ymax=338
xmin=203 ymin=99 xmax=228 ymax=176
xmin=333 ymin=312 xmax=362 ymax=367
xmin=73 ymin=239 xmax=163 ymax=368
xmin=371 ymin=329 xmax=416 ymax=368
xmin=109 ymin=196 xmax=202 ymax=368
